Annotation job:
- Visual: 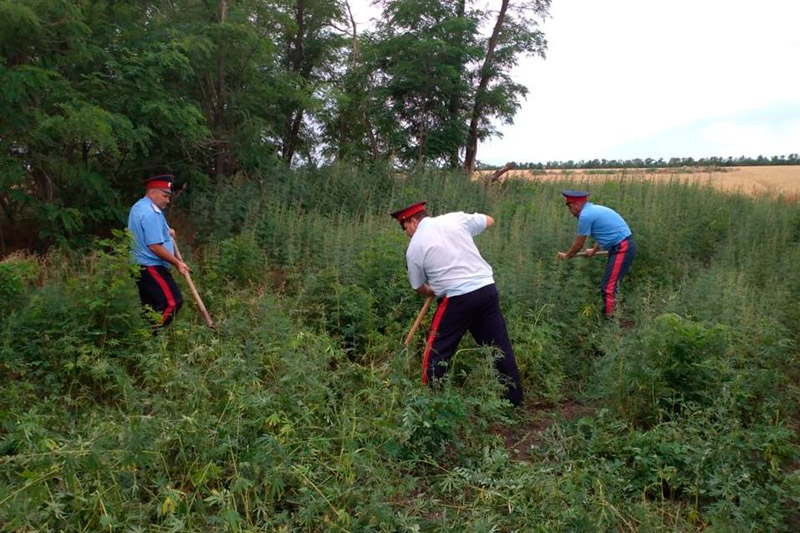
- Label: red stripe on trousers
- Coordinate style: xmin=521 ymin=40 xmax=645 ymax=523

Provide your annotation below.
xmin=421 ymin=297 xmax=449 ymax=385
xmin=147 ymin=266 xmax=176 ymax=324
xmin=604 ymin=240 xmax=629 ymax=317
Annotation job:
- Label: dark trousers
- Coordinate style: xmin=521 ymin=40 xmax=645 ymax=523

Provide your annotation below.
xmin=422 ymin=284 xmax=523 ymax=406
xmin=600 ymin=236 xmax=636 ymax=318
xmin=136 ymin=265 xmax=184 ymax=327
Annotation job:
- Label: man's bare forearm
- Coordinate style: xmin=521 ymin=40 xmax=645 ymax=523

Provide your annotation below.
xmin=563 ymin=236 xmax=587 ymax=258
xmin=148 ymin=243 xmax=180 ymax=267
xmin=148 ymin=244 xmax=191 ymax=275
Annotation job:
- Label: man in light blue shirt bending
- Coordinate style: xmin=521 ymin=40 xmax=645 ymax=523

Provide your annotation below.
xmin=558 ymin=190 xmax=636 ymax=319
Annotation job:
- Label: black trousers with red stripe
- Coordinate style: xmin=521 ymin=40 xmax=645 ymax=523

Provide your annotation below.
xmin=136 ymin=265 xmax=184 ymax=327
xmin=422 ymin=284 xmax=523 ymax=406
xmin=600 ymin=236 xmax=636 ymax=318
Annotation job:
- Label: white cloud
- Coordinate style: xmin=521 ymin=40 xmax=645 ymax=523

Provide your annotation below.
xmin=700 ymin=119 xmax=800 ymax=158
xmin=481 ymin=0 xmax=800 ymax=163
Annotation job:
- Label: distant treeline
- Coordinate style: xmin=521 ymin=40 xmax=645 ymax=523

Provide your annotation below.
xmin=481 ymin=153 xmax=800 ymax=170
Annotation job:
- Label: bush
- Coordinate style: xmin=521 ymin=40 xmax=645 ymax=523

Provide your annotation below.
xmin=0 ymin=252 xmax=38 ymax=314
xmin=297 ymin=268 xmax=378 ymax=355
xmin=593 ymin=313 xmax=729 ymax=425
xmin=216 ymin=232 xmax=268 ymax=286
xmin=0 ymin=231 xmax=147 ymax=394
xmin=506 ymin=305 xmax=566 ymax=403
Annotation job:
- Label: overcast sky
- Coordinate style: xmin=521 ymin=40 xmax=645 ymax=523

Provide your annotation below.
xmin=349 ymin=0 xmax=800 ymax=165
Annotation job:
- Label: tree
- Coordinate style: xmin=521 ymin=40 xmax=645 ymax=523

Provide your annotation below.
xmin=317 ymin=4 xmax=382 ymax=164
xmin=0 ymin=0 xmax=162 ymax=241
xmin=358 ymin=0 xmax=548 ymax=170
xmin=169 ymin=0 xmax=288 ymax=175
xmin=0 ymin=0 xmax=286 ymax=241
xmin=369 ymin=0 xmax=482 ymax=167
xmin=274 ymin=0 xmax=348 ymax=166
xmin=464 ymin=0 xmax=550 ymax=176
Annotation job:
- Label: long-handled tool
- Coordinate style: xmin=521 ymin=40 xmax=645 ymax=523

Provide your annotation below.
xmin=575 ymin=249 xmax=609 ymax=257
xmin=172 ymin=239 xmax=216 ymax=329
xmin=404 ymin=295 xmax=434 ymax=346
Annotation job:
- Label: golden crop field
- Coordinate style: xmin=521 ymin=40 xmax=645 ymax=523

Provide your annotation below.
xmin=494 ymin=165 xmax=800 ymax=199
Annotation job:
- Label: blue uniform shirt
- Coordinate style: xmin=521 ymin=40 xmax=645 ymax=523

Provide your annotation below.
xmin=577 ymin=203 xmax=631 ymax=249
xmin=127 ymin=197 xmax=174 ymax=267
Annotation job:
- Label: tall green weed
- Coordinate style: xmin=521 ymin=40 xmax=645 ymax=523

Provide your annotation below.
xmin=3 ymin=167 xmax=799 ymax=530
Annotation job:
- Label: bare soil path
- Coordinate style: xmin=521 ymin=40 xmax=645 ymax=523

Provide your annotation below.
xmin=492 ymin=401 xmax=597 ymax=462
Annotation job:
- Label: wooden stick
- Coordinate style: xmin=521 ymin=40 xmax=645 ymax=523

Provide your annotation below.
xmin=404 ymin=295 xmax=434 ymax=346
xmin=575 ymin=250 xmax=609 ymax=257
xmin=172 ymin=240 xmax=216 ymax=329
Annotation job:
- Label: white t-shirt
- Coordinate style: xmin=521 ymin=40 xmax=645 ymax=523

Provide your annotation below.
xmin=406 ymin=212 xmax=495 ymax=297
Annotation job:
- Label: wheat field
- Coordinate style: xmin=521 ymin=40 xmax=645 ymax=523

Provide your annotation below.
xmin=494 ymin=165 xmax=800 ymax=199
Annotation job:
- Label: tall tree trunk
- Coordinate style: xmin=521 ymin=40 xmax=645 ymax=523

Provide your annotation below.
xmin=214 ymin=0 xmax=228 ymax=177
xmin=448 ymin=0 xmax=467 ymax=168
xmin=282 ymin=0 xmax=305 ymax=165
xmin=361 ymin=99 xmax=380 ymax=160
xmin=464 ymin=0 xmax=509 ymax=177
xmin=345 ymin=0 xmax=379 ymax=159
xmin=0 ymin=194 xmax=14 ymax=224
xmin=417 ymin=97 xmax=430 ymax=164
xmin=284 ymin=110 xmax=304 ymax=165
xmin=32 ymin=167 xmax=55 ymax=202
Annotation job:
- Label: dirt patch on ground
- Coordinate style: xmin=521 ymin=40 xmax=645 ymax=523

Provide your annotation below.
xmin=487 ymin=166 xmax=800 ymax=199
xmin=492 ymin=401 xmax=596 ymax=463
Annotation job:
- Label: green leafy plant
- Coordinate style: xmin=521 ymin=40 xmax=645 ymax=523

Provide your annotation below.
xmin=0 ymin=253 xmax=38 ymax=314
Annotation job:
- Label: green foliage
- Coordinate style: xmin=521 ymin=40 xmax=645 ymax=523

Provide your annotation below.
xmin=299 ymin=268 xmax=379 ymax=354
xmin=0 ymin=0 xmax=552 ymax=244
xmin=593 ymin=314 xmax=730 ymax=425
xmin=214 ymin=232 xmax=268 ymax=286
xmin=506 ymin=305 xmax=565 ymax=403
xmin=3 ymin=170 xmax=800 ymax=530
xmin=0 ymin=229 xmax=145 ymax=392
xmin=532 ymin=407 xmax=799 ymax=531
xmin=399 ymin=389 xmax=471 ymax=457
xmin=371 ymin=0 xmax=481 ymax=166
xmin=0 ymin=253 xmax=38 ymax=314
xmin=3 ymin=0 xmax=798 ymax=529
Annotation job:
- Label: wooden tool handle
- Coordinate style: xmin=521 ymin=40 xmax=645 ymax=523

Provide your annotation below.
xmin=575 ymin=249 xmax=609 ymax=257
xmin=173 ymin=240 xmax=216 ymax=329
xmin=404 ymin=295 xmax=434 ymax=346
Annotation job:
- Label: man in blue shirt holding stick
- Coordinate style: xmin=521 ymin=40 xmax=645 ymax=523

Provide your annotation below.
xmin=558 ymin=190 xmax=636 ymax=319
xmin=127 ymin=174 xmax=189 ymax=328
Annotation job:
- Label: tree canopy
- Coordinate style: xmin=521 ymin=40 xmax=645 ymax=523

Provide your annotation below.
xmin=0 ymin=0 xmax=551 ymax=243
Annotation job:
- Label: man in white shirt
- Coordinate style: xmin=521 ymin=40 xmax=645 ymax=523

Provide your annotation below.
xmin=391 ymin=202 xmax=523 ymax=406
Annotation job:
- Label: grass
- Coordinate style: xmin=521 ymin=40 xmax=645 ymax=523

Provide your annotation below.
xmin=1 ymin=167 xmax=799 ymax=530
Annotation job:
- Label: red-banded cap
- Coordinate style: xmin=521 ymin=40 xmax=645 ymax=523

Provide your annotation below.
xmin=144 ymin=174 xmax=174 ymax=192
xmin=390 ymin=202 xmax=427 ymax=226
xmin=561 ymin=190 xmax=589 ymax=204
